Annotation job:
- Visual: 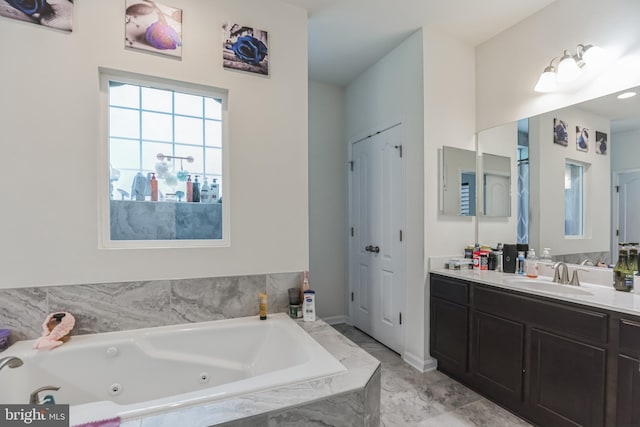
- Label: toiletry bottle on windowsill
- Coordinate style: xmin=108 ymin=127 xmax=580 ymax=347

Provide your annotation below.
xmin=193 ymin=176 xmax=201 ymax=203
xmin=150 ymin=173 xmax=158 ymax=201
xmin=201 ymin=178 xmax=210 ymax=203
xmin=186 ymin=175 xmax=193 ymax=202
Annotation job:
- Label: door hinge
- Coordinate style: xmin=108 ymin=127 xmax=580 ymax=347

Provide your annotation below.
xmin=394 ymin=144 xmax=403 ymax=158
xmin=351 ymin=292 xmax=354 ymax=302
xmin=617 ymin=229 xmax=620 ymax=236
xmin=399 ymin=230 xmax=403 ymax=242
xmin=348 ymin=161 xmax=354 ymax=171
xmin=351 ymin=227 xmax=354 ymax=237
xmin=616 ymin=185 xmax=620 ymax=193
xmin=399 ymin=312 xmax=402 ymax=325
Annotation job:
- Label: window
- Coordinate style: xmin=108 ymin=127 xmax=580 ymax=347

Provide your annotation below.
xmin=565 ymin=161 xmax=584 ymax=236
xmin=101 ymin=71 xmax=228 ymax=246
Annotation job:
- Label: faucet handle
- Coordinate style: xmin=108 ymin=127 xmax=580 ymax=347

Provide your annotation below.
xmin=29 ymin=385 xmax=60 ymax=405
xmin=570 ymin=269 xmax=588 ymax=286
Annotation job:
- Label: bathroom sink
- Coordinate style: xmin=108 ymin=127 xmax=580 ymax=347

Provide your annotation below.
xmin=505 ymin=277 xmax=594 ymax=296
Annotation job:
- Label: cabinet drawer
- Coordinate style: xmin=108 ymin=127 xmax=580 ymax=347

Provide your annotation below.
xmin=474 ymin=285 xmax=608 ymax=344
xmin=430 ymin=274 xmax=468 ymax=305
xmin=620 ymin=318 xmax=640 ymax=356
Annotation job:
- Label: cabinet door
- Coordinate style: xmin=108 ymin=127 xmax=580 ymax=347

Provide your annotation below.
xmin=529 ymin=328 xmax=606 ymax=427
xmin=617 ymin=354 xmax=640 ymax=427
xmin=471 ymin=311 xmax=524 ymax=408
xmin=430 ymin=297 xmax=468 ymax=375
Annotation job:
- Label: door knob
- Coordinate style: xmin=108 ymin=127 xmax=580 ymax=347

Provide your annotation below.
xmin=365 ymin=245 xmax=380 ymax=253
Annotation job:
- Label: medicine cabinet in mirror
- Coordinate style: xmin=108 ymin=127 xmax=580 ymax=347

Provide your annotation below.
xmin=440 ymin=146 xmax=476 ymax=216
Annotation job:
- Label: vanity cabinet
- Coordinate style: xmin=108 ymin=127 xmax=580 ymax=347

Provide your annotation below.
xmin=430 ymin=273 xmax=617 ymax=427
xmin=617 ymin=318 xmax=640 ymax=427
xmin=429 ymin=275 xmax=468 ymax=377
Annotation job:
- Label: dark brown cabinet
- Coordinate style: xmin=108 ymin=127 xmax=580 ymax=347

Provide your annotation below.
xmin=529 ymin=328 xmax=606 ymax=427
xmin=428 ymin=273 xmax=638 ymax=427
xmin=471 ymin=310 xmax=524 ymax=409
xmin=429 ymin=275 xmax=468 ymax=377
xmin=617 ymin=319 xmax=640 ymax=427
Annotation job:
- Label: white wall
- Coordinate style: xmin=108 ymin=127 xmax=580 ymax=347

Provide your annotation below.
xmin=345 ymin=30 xmax=425 ymax=367
xmin=528 ymin=108 xmax=610 ymax=255
xmin=0 ymin=0 xmax=308 ymax=288
xmin=612 ymin=129 xmax=640 ymax=172
xmin=308 ymin=80 xmax=347 ymax=320
xmin=477 ymin=122 xmax=519 ymax=245
xmin=422 ymin=27 xmax=477 ymax=368
xmin=476 ymin=0 xmax=640 ymax=131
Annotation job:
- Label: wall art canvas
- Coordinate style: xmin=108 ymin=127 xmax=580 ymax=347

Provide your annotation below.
xmin=125 ymin=0 xmax=182 ymax=58
xmin=222 ymin=23 xmax=269 ymax=76
xmin=553 ymin=118 xmax=568 ymax=146
xmin=576 ymin=126 xmax=589 ymax=152
xmin=0 ymin=0 xmax=73 ymax=31
xmin=595 ymin=131 xmax=608 ymax=155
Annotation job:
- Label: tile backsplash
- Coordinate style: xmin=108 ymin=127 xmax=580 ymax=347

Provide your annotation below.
xmin=0 ymin=272 xmax=302 ymax=345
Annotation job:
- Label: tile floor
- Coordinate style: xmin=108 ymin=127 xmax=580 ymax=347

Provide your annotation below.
xmin=332 ymin=324 xmax=533 ymax=427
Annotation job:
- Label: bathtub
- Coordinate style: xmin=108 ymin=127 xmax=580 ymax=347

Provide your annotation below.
xmin=1 ymin=313 xmax=347 ymax=426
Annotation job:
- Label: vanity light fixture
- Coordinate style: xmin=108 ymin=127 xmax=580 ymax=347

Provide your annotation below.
xmin=534 ymin=43 xmax=603 ymax=92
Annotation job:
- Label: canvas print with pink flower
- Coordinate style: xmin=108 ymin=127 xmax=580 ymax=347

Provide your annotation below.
xmin=125 ymin=0 xmax=182 ymax=58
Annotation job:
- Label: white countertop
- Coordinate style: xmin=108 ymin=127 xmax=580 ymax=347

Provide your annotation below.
xmin=431 ymin=267 xmax=640 ymax=317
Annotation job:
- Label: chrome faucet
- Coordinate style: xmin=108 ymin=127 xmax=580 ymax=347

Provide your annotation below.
xmin=0 ymin=356 xmax=23 ymax=372
xmin=580 ymin=258 xmax=595 ymax=266
xmin=29 ymin=386 xmax=60 ymax=405
xmin=569 ymin=268 xmax=589 ymax=286
xmin=553 ymin=262 xmax=570 ymax=284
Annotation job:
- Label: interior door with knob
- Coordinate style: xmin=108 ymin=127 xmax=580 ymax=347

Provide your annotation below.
xmin=349 ymin=124 xmax=405 ymax=353
xmin=613 ymin=170 xmax=640 ymax=261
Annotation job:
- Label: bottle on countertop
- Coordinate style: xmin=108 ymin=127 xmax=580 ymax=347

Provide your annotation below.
xmin=186 ymin=175 xmax=193 ymax=202
xmin=628 ymin=243 xmax=638 ymax=274
xmin=526 ymin=248 xmax=539 ymax=278
xmin=193 ymin=176 xmax=201 ymax=203
xmin=211 ymin=178 xmax=220 ymax=203
xmin=495 ymin=243 xmax=503 ymax=273
xmin=150 ymin=172 xmax=158 ymax=201
xmin=540 ymin=247 xmax=553 ymax=262
xmin=517 ymin=251 xmax=526 ymax=275
xmin=614 ymin=246 xmax=634 ymax=292
xmin=300 ymin=271 xmax=310 ymax=302
xmin=303 ymin=290 xmax=316 ymax=322
xmin=473 ymin=243 xmax=481 ymax=269
xmin=201 ymin=178 xmax=210 ymax=203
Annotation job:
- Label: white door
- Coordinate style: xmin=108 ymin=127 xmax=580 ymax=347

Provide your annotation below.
xmin=484 ymin=174 xmax=510 ymax=216
xmin=350 ymin=125 xmax=404 ymax=353
xmin=618 ymin=170 xmax=640 ymax=245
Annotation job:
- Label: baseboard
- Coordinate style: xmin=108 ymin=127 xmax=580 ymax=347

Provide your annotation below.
xmin=321 ymin=315 xmax=348 ymax=325
xmin=403 ymin=351 xmax=438 ymax=373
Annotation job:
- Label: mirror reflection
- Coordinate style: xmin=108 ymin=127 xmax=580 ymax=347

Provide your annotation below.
xmin=477 ymin=86 xmax=640 ymax=265
xmin=441 ymin=146 xmax=476 ymax=216
xmin=481 ymin=153 xmax=511 ymax=217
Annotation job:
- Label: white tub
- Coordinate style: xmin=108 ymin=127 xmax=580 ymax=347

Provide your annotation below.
xmin=1 ymin=313 xmax=346 ymax=426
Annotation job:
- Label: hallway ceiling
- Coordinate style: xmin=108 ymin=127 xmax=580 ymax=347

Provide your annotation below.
xmin=280 ymin=0 xmax=558 ymax=86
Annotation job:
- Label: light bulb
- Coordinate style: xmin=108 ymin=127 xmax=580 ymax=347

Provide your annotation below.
xmin=581 ymin=44 xmax=603 ymax=65
xmin=557 ymin=51 xmax=581 ymax=82
xmin=534 ymin=67 xmax=557 ymax=92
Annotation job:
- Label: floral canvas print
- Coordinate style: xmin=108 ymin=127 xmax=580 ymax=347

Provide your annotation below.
xmin=576 ymin=126 xmax=589 ymax=152
xmin=223 ymin=23 xmax=269 ymax=75
xmin=595 ymin=131 xmax=607 ymax=155
xmin=0 ymin=0 xmax=73 ymax=32
xmin=553 ymin=118 xmax=568 ymax=146
xmin=125 ymin=0 xmax=182 ymax=58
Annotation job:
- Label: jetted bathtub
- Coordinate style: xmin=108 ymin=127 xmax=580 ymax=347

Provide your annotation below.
xmin=1 ymin=313 xmax=347 ymax=425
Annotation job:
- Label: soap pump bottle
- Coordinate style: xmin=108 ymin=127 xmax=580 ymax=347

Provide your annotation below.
xmin=526 ymin=248 xmax=538 ymax=278
xmin=201 ymin=178 xmax=210 ymax=203
xmin=193 ymin=176 xmax=201 ymax=203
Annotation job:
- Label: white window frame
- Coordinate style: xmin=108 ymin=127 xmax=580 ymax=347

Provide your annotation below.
xmin=564 ymin=159 xmax=587 ymax=239
xmin=98 ymin=68 xmax=231 ymax=249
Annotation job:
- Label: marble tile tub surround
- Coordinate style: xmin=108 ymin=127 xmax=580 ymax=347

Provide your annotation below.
xmin=122 ymin=319 xmax=381 ymax=427
xmin=0 ymin=272 xmax=302 ymax=344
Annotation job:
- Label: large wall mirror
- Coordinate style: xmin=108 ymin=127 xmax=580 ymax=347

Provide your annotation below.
xmin=477 ymin=85 xmax=640 ymax=265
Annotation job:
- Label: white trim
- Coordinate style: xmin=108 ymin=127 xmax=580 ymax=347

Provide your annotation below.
xmin=97 ymin=68 xmax=231 ymax=249
xmin=403 ymin=352 xmax=438 ymax=373
xmin=321 ymin=315 xmax=348 ymax=325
